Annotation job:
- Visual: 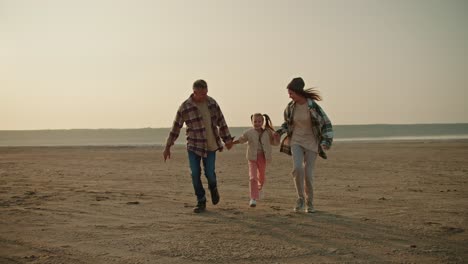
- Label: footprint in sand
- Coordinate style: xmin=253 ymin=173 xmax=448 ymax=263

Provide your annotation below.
xmin=95 ymin=196 xmax=109 ymax=201
xmin=440 ymin=226 xmax=464 ymax=234
xmin=270 ymin=205 xmax=282 ymax=211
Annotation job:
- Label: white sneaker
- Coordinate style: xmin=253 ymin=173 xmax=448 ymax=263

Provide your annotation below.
xmin=249 ymin=199 xmax=256 ymax=207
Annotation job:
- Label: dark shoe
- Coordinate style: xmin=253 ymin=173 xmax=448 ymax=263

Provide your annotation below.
xmin=294 ymin=198 xmax=305 ymax=213
xmin=193 ymin=200 xmax=206 ymax=213
xmin=306 ymin=200 xmax=316 ymax=213
xmin=210 ymin=187 xmax=220 ymax=205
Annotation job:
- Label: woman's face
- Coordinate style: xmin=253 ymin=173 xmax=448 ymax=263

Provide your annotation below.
xmin=288 ymin=89 xmax=302 ymax=102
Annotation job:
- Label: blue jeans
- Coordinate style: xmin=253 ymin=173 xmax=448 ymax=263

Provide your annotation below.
xmin=188 ymin=151 xmax=217 ymax=202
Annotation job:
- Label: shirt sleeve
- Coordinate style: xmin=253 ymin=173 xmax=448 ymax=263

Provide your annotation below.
xmin=316 ymin=104 xmax=334 ymax=148
xmin=165 ymin=106 xmax=184 ymax=147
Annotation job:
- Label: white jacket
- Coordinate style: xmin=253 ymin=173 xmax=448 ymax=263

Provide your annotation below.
xmin=237 ymin=128 xmax=279 ymax=162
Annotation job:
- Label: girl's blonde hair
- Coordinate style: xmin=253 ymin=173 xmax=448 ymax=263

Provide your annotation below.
xmin=250 ymin=113 xmax=275 ymax=132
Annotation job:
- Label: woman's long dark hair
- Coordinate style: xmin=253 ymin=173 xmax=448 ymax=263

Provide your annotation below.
xmin=293 ymin=87 xmax=322 ymax=101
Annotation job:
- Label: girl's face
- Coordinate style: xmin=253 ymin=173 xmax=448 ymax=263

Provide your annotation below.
xmin=252 ymin=115 xmax=264 ymax=130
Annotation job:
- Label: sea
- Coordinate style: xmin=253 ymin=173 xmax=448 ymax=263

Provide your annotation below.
xmin=1 ymin=123 xmax=468 ymax=147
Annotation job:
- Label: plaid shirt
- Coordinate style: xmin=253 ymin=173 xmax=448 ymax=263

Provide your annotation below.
xmin=276 ymin=98 xmax=333 ymax=159
xmin=165 ymin=94 xmax=233 ymax=157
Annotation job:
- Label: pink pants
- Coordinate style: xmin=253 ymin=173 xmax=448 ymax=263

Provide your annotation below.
xmin=248 ymin=152 xmax=266 ymax=200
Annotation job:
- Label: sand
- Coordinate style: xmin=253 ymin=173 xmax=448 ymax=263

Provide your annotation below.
xmin=0 ymin=140 xmax=467 ymax=263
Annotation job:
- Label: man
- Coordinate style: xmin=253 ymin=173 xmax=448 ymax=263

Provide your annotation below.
xmin=163 ymin=79 xmax=234 ymax=213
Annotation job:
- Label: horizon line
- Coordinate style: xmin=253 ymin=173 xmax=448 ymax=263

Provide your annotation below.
xmin=1 ymin=122 xmax=468 ymax=131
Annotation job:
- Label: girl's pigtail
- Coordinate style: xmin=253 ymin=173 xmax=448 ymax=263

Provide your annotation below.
xmin=263 ymin=114 xmax=275 ymax=132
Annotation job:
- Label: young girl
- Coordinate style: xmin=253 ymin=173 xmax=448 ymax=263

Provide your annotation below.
xmin=233 ymin=113 xmax=280 ymax=207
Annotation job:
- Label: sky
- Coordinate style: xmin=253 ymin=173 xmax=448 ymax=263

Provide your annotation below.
xmin=1 ymin=0 xmax=467 ymax=130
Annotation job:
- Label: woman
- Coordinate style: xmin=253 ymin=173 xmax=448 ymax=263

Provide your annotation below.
xmin=275 ymin=77 xmax=333 ymax=213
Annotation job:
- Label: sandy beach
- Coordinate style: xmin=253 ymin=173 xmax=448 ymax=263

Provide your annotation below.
xmin=0 ymin=140 xmax=467 ymax=263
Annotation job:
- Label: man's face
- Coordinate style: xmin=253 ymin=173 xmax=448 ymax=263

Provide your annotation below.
xmin=193 ymin=88 xmax=208 ymax=102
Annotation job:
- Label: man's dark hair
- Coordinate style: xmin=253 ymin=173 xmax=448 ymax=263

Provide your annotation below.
xmin=193 ymin=79 xmax=208 ymax=89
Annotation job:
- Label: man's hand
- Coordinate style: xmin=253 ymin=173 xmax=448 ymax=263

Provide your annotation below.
xmin=163 ymin=147 xmax=171 ymax=162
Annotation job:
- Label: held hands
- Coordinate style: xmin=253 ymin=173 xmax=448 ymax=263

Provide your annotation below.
xmin=272 ymin=132 xmax=281 ymax=146
xmin=321 ymin=144 xmax=330 ymax=151
xmin=225 ymin=141 xmax=234 ymax=150
xmin=224 ymin=136 xmax=235 ymax=150
xmin=273 ymin=132 xmax=280 ymax=141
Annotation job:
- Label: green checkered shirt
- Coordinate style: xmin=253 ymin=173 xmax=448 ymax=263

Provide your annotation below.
xmin=276 ymin=99 xmax=333 ymax=159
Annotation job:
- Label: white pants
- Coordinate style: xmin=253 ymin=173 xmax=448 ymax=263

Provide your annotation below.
xmin=291 ymin=144 xmax=318 ymax=205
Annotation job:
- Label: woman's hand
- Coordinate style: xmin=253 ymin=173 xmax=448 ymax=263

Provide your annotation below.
xmin=321 ymin=144 xmax=330 ymax=151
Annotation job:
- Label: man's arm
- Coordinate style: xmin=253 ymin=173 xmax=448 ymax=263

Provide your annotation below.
xmin=163 ymin=109 xmax=184 ymax=161
xmin=213 ymin=101 xmax=233 ymax=146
